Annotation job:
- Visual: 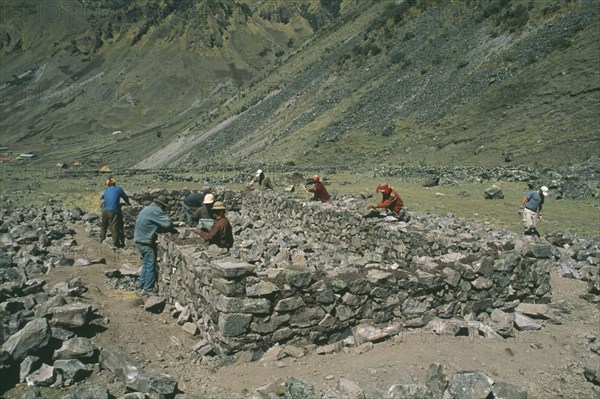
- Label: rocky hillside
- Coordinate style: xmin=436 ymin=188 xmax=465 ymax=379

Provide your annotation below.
xmin=0 ymin=0 xmax=598 ymax=170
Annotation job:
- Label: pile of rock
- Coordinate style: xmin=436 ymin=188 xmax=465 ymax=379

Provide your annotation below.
xmin=253 ymin=363 xmax=527 ymax=399
xmin=0 ymin=206 xmax=179 ymax=396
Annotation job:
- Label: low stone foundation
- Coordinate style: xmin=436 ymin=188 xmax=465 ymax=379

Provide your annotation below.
xmin=155 ymin=191 xmax=553 ymax=355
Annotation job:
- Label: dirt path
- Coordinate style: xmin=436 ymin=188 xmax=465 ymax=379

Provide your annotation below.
xmin=40 ymin=225 xmax=600 ymax=398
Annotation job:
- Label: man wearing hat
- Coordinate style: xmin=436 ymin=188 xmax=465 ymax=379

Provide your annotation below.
xmin=195 ymin=201 xmax=234 ymax=249
xmin=134 ymin=195 xmax=178 ymax=295
xmin=99 ymin=177 xmax=130 ymax=248
xmin=519 ymin=186 xmax=549 ymax=237
xmin=194 ymin=193 xmax=215 ymax=231
xmin=248 ymin=169 xmax=273 ymax=190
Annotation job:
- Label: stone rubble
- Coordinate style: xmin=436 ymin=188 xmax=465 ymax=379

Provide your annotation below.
xmin=0 ymin=188 xmax=598 ymax=397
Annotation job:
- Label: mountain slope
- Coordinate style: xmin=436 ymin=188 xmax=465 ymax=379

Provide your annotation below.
xmin=1 ymin=0 xmax=598 ymax=170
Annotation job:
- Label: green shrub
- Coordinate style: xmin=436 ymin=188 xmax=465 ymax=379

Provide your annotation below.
xmin=382 ymin=126 xmax=396 ymax=137
xmin=524 ymin=53 xmax=537 ymax=65
xmin=390 ymin=51 xmax=406 ymax=64
xmin=550 ymin=37 xmax=572 ymax=51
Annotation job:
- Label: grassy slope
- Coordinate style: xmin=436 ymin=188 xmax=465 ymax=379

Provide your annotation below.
xmin=166 ymin=0 xmax=598 ymax=171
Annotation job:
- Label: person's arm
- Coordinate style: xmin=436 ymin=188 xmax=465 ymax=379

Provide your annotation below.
xmin=520 ymin=196 xmax=528 ymax=209
xmin=120 ymin=188 xmax=131 ymax=205
xmin=153 ymin=209 xmax=178 ymax=233
xmin=197 ymin=219 xmax=222 ymax=242
xmin=375 ymin=194 xmax=396 ymax=209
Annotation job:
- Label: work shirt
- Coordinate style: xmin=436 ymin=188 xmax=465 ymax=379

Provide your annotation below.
xmin=199 ymin=216 xmax=234 ymax=248
xmin=308 ymin=182 xmax=330 ymax=202
xmin=375 ymin=189 xmax=404 ymax=214
xmin=134 ymin=203 xmax=175 ymax=244
xmin=524 ymin=190 xmax=544 ymax=212
xmin=102 ymin=185 xmax=129 ymax=212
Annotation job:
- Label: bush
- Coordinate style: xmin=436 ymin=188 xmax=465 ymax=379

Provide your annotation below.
xmin=524 ymin=53 xmax=537 ymax=65
xmin=390 ymin=51 xmax=406 ymax=64
xmin=382 ymin=126 xmax=396 ymax=137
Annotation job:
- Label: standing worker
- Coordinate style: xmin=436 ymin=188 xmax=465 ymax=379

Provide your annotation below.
xmin=519 ymin=186 xmax=549 ymax=237
xmin=305 ymin=175 xmax=330 ymax=202
xmin=99 ymin=177 xmax=130 ymax=249
xmin=134 ymin=195 xmax=178 ymax=295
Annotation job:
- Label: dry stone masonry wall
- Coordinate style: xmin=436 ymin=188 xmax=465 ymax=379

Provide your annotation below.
xmin=156 ymin=190 xmax=558 ymax=355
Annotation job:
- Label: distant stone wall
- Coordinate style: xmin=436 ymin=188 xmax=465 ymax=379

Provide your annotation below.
xmin=155 ymin=191 xmax=554 ymax=355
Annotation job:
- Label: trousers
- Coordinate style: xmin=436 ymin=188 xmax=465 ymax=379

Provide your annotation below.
xmin=136 ymin=242 xmax=158 ymax=291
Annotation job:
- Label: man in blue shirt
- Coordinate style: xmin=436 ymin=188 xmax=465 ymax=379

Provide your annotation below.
xmin=134 ymin=195 xmax=177 ymax=295
xmin=100 ymin=177 xmax=130 ymax=248
xmin=180 ymin=191 xmax=205 ymax=226
xmin=519 ymin=186 xmax=549 ymax=237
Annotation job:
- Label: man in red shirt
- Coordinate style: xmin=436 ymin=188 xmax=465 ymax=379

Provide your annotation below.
xmin=195 ymin=201 xmax=234 ymax=249
xmin=305 ymin=175 xmax=330 ymax=202
xmin=367 ymin=183 xmax=410 ymax=221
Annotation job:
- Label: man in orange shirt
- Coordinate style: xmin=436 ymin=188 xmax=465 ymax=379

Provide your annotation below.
xmin=305 ymin=175 xmax=330 ymax=202
xmin=366 ymin=183 xmax=410 ymax=221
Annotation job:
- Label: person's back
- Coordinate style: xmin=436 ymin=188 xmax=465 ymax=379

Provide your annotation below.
xmin=103 ymin=184 xmax=128 ymax=211
xmin=134 ymin=203 xmax=173 ymax=244
xmin=384 ymin=189 xmax=404 ymax=214
xmin=183 ymin=192 xmax=204 ymax=207
xmin=523 ymin=189 xmax=543 ymax=212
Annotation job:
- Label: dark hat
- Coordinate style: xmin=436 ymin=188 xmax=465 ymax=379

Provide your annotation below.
xmin=154 ymin=195 xmax=169 ymax=207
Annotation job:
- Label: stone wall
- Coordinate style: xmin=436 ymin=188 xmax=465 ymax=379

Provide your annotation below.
xmin=154 ymin=191 xmax=554 ymax=355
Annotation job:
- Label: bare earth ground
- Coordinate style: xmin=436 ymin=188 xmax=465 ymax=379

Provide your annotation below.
xmin=10 ymin=224 xmax=599 ymax=399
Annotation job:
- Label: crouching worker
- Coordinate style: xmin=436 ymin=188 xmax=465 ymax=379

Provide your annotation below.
xmin=365 ymin=183 xmax=410 ymax=222
xmin=180 ymin=191 xmax=205 ymax=226
xmin=195 ymin=201 xmax=233 ymax=249
xmin=305 ymin=175 xmax=330 ymax=202
xmin=134 ymin=195 xmax=178 ymax=295
xmin=194 ymin=193 xmax=215 ymax=231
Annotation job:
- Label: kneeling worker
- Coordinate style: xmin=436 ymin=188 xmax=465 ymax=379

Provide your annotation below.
xmin=366 ymin=183 xmax=409 ymax=221
xmin=195 ymin=201 xmax=233 ymax=249
xmin=305 ymin=175 xmax=330 ymax=202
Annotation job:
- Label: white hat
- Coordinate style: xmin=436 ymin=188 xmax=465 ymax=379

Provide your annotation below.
xmin=203 ymin=193 xmax=215 ymax=204
xmin=212 ymin=201 xmax=226 ymax=210
xmin=540 ymin=186 xmax=549 ymax=196
xmin=256 ymin=169 xmax=263 ymax=177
